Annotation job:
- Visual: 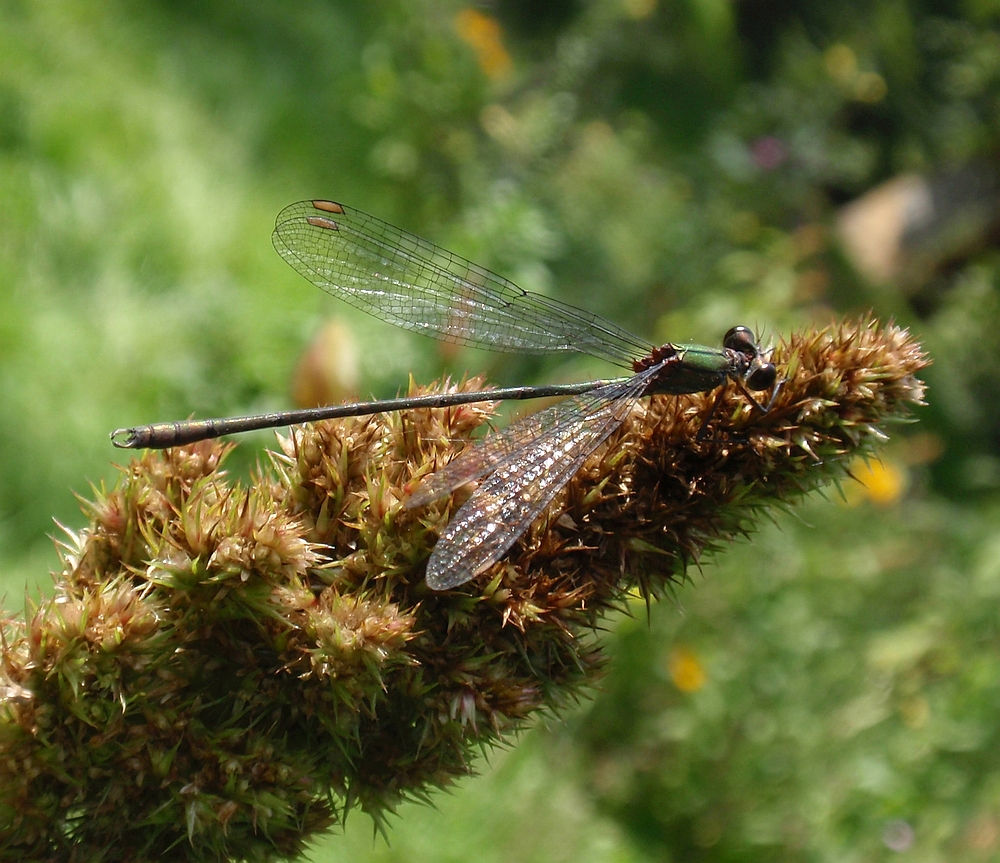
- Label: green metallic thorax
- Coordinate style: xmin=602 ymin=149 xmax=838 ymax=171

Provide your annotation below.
xmin=643 ymin=343 xmax=734 ymax=395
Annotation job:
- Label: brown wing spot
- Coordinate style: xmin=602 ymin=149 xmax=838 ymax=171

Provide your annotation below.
xmin=312 ymin=200 xmax=345 ymax=214
xmin=306 ymin=215 xmax=340 ymax=231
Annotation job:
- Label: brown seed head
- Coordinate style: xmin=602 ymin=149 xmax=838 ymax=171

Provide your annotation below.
xmin=0 ymin=319 xmax=927 ymax=859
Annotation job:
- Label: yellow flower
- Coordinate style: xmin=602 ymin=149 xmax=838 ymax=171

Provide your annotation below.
xmin=668 ymin=647 xmax=707 ymax=693
xmin=455 ymin=9 xmax=512 ymax=82
xmin=845 ymin=456 xmax=907 ymax=507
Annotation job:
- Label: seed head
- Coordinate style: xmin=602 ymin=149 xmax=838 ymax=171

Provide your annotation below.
xmin=0 ymin=319 xmax=927 ymax=860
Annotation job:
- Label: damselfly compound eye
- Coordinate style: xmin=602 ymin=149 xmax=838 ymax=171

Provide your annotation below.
xmin=747 ymin=362 xmax=777 ymax=391
xmin=723 ymin=326 xmax=759 ymax=357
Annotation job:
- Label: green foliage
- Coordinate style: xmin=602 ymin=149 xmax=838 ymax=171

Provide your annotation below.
xmin=569 ymin=498 xmax=1000 ymax=860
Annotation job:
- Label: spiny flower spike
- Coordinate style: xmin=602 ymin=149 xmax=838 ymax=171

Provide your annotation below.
xmin=0 ymin=319 xmax=927 ymax=861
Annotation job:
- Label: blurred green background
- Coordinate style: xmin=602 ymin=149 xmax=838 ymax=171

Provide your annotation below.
xmin=2 ymin=0 xmax=999 ymax=859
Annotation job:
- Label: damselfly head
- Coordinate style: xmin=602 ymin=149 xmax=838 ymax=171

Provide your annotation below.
xmin=723 ymin=326 xmax=776 ymax=391
xmin=747 ymin=360 xmax=777 ymax=391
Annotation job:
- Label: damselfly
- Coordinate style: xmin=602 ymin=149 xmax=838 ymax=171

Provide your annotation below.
xmin=112 ymin=199 xmax=776 ymax=590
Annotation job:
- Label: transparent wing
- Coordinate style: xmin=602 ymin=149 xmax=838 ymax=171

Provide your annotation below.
xmin=405 ymin=377 xmax=640 ymax=509
xmin=272 ymin=200 xmax=651 ymax=367
xmin=420 ymin=368 xmax=661 ymax=590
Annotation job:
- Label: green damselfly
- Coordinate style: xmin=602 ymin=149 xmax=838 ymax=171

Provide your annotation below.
xmin=112 ymin=199 xmax=776 ymax=590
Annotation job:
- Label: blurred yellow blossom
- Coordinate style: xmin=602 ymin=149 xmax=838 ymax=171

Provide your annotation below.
xmin=668 ymin=647 xmax=707 ymax=693
xmin=844 ymin=456 xmax=908 ymax=507
xmin=455 ymin=9 xmax=512 ymax=81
